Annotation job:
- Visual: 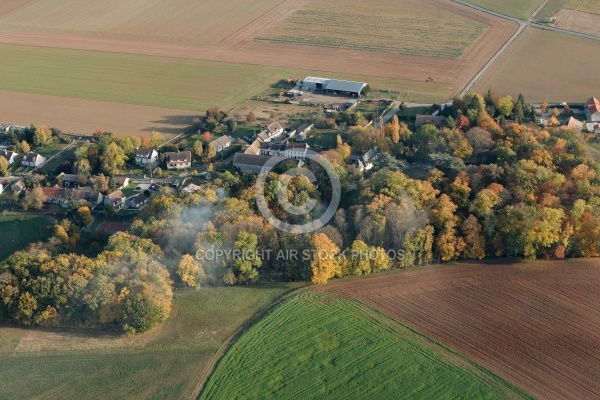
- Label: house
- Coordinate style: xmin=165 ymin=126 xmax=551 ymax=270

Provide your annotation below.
xmin=127 ymin=193 xmax=148 ymax=209
xmin=11 ymin=179 xmax=25 ymax=193
xmin=0 ymin=124 xmax=25 ymax=134
xmin=586 ymin=122 xmax=600 ymax=134
xmin=233 ymin=153 xmax=292 ymax=174
xmin=134 ymin=182 xmax=162 ymax=194
xmin=169 ymin=177 xmax=188 ymax=190
xmin=111 ymin=176 xmax=130 ymax=190
xmin=586 ymin=97 xmax=600 ymax=122
xmin=22 ymin=152 xmax=46 ymax=168
xmin=244 ymin=140 xmax=262 ymax=155
xmin=257 ymin=122 xmax=284 ymax=143
xmin=259 ymin=142 xmax=286 ymax=157
xmin=57 ymin=172 xmax=80 ymax=188
xmin=0 ymin=149 xmax=18 ymax=165
xmin=293 ymin=123 xmax=314 ymax=142
xmin=40 ymin=187 xmax=103 ymax=208
xmin=301 ymin=77 xmax=367 ymax=97
xmin=562 ymin=117 xmax=583 ymax=133
xmin=104 ymin=190 xmax=126 ymax=211
xmin=415 ymin=115 xmax=444 ymax=129
xmin=0 ymin=183 xmax=3 ymax=195
xmin=284 ymin=142 xmax=310 ymax=161
xmin=165 ymin=151 xmax=192 ymax=170
xmin=210 ymin=136 xmax=232 ymax=153
xmin=350 ymin=148 xmax=380 ymax=172
xmin=135 ymin=147 xmax=158 ymax=166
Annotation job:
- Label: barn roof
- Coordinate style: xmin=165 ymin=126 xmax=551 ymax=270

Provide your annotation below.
xmin=325 ymin=79 xmax=367 ymax=94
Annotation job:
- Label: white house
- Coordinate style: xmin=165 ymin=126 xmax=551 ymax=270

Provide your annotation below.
xmin=0 ymin=183 xmax=3 ymax=195
xmin=0 ymin=149 xmax=18 ymax=165
xmin=587 ymin=97 xmax=600 ymax=122
xmin=22 ymin=152 xmax=46 ymax=167
xmin=104 ymin=190 xmax=126 ymax=211
xmin=211 ymin=136 xmax=232 ymax=153
xmin=165 ymin=151 xmax=192 ymax=170
xmin=257 ymin=122 xmax=284 ymax=143
xmin=284 ymin=142 xmax=310 ymax=161
xmin=135 ymin=147 xmax=158 ymax=166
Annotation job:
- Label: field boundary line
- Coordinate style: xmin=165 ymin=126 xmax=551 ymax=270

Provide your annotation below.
xmin=189 ymin=284 xmax=310 ymax=399
xmin=219 ymin=0 xmax=290 ymax=44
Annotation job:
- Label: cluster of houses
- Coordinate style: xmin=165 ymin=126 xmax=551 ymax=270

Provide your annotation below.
xmin=0 ymin=149 xmax=47 ymax=168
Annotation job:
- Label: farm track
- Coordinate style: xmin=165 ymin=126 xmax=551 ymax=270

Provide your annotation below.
xmin=326 ymin=261 xmax=600 ymax=400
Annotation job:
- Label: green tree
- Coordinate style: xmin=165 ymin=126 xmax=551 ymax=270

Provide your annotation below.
xmin=232 ymin=232 xmax=262 ymax=283
xmin=100 ymin=142 xmax=126 ymax=175
xmin=193 ymin=140 xmax=204 ymax=158
xmin=495 ymin=96 xmax=514 ymax=117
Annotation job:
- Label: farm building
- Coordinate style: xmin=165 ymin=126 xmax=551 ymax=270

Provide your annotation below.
xmin=302 ymin=77 xmax=367 ymax=97
xmin=233 ymin=153 xmax=292 ymax=175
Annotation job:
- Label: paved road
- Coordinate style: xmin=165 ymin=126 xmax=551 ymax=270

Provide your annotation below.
xmin=454 ymin=0 xmax=600 ymax=97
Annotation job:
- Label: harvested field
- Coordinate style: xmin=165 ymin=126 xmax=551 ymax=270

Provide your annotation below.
xmin=0 ymin=91 xmax=197 ymax=137
xmin=327 ymin=260 xmax=600 ymax=400
xmin=0 ymin=0 xmax=518 ymax=101
xmin=554 ymin=9 xmax=600 ymax=37
xmin=463 ymin=0 xmax=546 ymax=19
xmin=201 ymin=292 xmax=531 ymax=399
xmin=256 ymin=0 xmax=488 ymax=58
xmin=0 ymin=0 xmax=34 ymax=18
xmin=0 ymin=0 xmax=285 ymax=44
xmin=473 ymin=28 xmax=600 ymax=102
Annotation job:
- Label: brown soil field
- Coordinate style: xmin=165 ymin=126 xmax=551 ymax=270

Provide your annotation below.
xmin=474 ymin=27 xmax=600 ymax=102
xmin=0 ymin=0 xmax=33 ymax=18
xmin=326 ymin=260 xmax=600 ymax=400
xmin=0 ymin=91 xmax=196 ymax=137
xmin=553 ymin=9 xmax=600 ymax=37
xmin=0 ymin=0 xmax=518 ymax=100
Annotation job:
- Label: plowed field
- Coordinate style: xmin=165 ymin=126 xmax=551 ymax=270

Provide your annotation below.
xmin=327 ymin=261 xmax=600 ymax=400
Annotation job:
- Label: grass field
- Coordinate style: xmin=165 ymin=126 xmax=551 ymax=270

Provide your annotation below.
xmin=0 ymin=214 xmax=55 ymax=261
xmin=200 ymin=292 xmax=531 ymax=399
xmin=473 ymin=28 xmax=600 ymax=102
xmin=257 ymin=0 xmax=488 ymax=58
xmin=0 ymin=284 xmax=297 ymax=399
xmin=0 ymin=0 xmax=284 ymax=44
xmin=565 ymin=0 xmax=600 ymax=14
xmin=463 ymin=0 xmax=547 ymax=19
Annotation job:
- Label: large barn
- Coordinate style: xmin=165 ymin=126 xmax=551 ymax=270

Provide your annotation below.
xmin=302 ymin=77 xmax=367 ymax=97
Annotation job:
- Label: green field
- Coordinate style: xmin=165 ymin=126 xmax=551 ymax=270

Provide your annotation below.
xmin=464 ymin=0 xmax=547 ymax=19
xmin=0 ymin=44 xmax=451 ymax=112
xmin=0 ymin=284 xmax=297 ymax=399
xmin=0 ymin=214 xmax=56 ymax=261
xmin=200 ymin=292 xmax=532 ymax=399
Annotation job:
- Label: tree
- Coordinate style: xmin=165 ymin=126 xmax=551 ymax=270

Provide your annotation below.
xmin=177 ymin=254 xmax=205 ymax=287
xmin=551 ymin=107 xmax=560 ymax=118
xmin=0 ymin=156 xmax=8 ymax=176
xmin=150 ymin=131 xmax=164 ymax=148
xmin=100 ymin=142 xmax=126 ymax=175
xmin=33 ymin=125 xmax=51 ymax=147
xmin=92 ymin=173 xmax=109 ymax=193
xmin=310 ymin=233 xmax=340 ymax=284
xmin=232 ymin=232 xmax=262 ymax=283
xmin=203 ymin=131 xmax=213 ymax=143
xmin=21 ymin=187 xmax=45 ymax=210
xmin=20 ymin=140 xmax=31 ymax=153
xmin=385 ymin=114 xmax=401 ymax=144
xmin=206 ymin=143 xmax=217 ymax=160
xmin=226 ymin=119 xmax=237 ymax=133
xmin=77 ymin=206 xmax=93 ymax=225
xmin=465 ymin=128 xmax=493 ymax=161
xmin=247 ymin=111 xmax=257 ymax=122
xmin=193 ymin=140 xmax=203 ymax=157
xmin=495 ymin=96 xmax=514 ymax=117
xmin=462 ymin=215 xmax=486 ymax=259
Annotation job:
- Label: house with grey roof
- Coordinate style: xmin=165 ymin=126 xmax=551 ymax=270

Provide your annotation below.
xmin=135 ymin=147 xmax=158 ymax=166
xmin=210 ymin=136 xmax=232 ymax=153
xmin=22 ymin=152 xmax=46 ymax=168
xmin=233 ymin=153 xmax=293 ymax=174
xmin=0 ymin=149 xmax=18 ymax=165
xmin=165 ymin=151 xmax=192 ymax=170
xmin=301 ymin=77 xmax=367 ymax=97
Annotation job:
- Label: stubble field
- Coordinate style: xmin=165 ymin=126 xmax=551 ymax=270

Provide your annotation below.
xmin=463 ymin=0 xmax=547 ymax=19
xmin=473 ymin=28 xmax=600 ymax=102
xmin=256 ymin=0 xmax=488 ymax=58
xmin=327 ymin=260 xmax=600 ymax=400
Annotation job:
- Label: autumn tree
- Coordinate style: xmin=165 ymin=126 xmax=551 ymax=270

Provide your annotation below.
xmin=0 ymin=156 xmax=8 ymax=176
xmin=247 ymin=111 xmax=257 ymax=122
xmin=33 ymin=125 xmax=51 ymax=146
xmin=150 ymin=131 xmax=164 ymax=148
xmin=177 ymin=254 xmax=205 ymax=287
xmin=77 ymin=206 xmax=93 ymax=225
xmin=495 ymin=96 xmax=514 ymax=117
xmin=21 ymin=187 xmax=45 ymax=210
xmin=310 ymin=233 xmax=340 ymax=284
xmin=461 ymin=215 xmax=486 ymax=259
xmin=193 ymin=140 xmax=203 ymax=158
xmin=100 ymin=142 xmax=126 ymax=175
xmin=232 ymin=232 xmax=262 ymax=283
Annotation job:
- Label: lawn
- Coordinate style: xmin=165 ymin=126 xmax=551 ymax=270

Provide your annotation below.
xmin=306 ymin=128 xmax=338 ymax=149
xmin=256 ymin=0 xmax=488 ymax=58
xmin=473 ymin=28 xmax=600 ymax=102
xmin=0 ymin=214 xmax=56 ymax=261
xmin=0 ymin=283 xmax=298 ymax=399
xmin=463 ymin=0 xmax=547 ymax=19
xmin=397 ymin=105 xmax=433 ymax=122
xmin=200 ymin=292 xmax=532 ymax=399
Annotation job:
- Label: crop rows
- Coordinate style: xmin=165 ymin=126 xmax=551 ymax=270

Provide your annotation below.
xmin=200 ymin=291 xmax=530 ymax=399
xmin=256 ymin=0 xmax=488 ymax=58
